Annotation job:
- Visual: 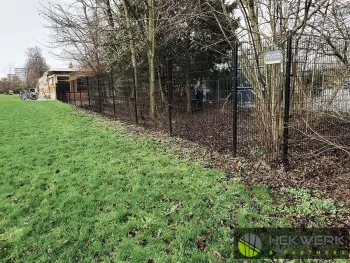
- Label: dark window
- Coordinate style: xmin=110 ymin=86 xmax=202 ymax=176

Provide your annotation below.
xmin=57 ymin=76 xmax=69 ymax=82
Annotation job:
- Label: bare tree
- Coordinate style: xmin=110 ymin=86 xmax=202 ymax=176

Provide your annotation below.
xmin=25 ymin=46 xmax=49 ymax=88
xmin=209 ymin=0 xmax=332 ymax=157
xmin=40 ymin=0 xmax=107 ymax=74
xmin=308 ymin=0 xmax=350 ymax=65
xmin=0 ymin=76 xmax=24 ymax=93
xmin=40 ymin=0 xmax=237 ymax=120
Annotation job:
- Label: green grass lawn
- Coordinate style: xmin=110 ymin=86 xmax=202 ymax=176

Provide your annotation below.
xmin=0 ymin=95 xmax=342 ymax=262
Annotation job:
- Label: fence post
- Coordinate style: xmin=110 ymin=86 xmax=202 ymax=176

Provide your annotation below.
xmin=110 ymin=73 xmax=117 ymax=120
xmin=167 ymin=58 xmax=173 ymax=136
xmin=86 ymin=76 xmax=91 ymax=108
xmin=79 ymin=80 xmax=83 ymax=107
xmin=217 ymin=79 xmax=220 ymax=104
xmin=73 ymin=89 xmax=76 ymax=106
xmin=97 ymin=77 xmax=102 ymax=113
xmin=132 ymin=67 xmax=139 ymax=125
xmin=232 ymin=41 xmax=239 ymax=157
xmin=283 ymin=31 xmax=293 ymax=169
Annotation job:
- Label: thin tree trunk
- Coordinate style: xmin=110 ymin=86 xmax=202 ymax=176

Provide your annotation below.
xmin=158 ymin=66 xmax=166 ymax=103
xmin=148 ymin=0 xmax=157 ymax=120
xmin=122 ymin=0 xmax=138 ymax=100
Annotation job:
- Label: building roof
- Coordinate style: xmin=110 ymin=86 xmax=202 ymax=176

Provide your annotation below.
xmin=48 ymin=68 xmax=80 ymax=73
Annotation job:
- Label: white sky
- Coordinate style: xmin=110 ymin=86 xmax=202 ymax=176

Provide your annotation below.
xmin=0 ymin=0 xmax=245 ymax=79
xmin=0 ymin=0 xmax=66 ymax=78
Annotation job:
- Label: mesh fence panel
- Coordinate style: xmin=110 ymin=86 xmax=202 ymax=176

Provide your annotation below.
xmin=56 ymin=35 xmax=350 ymax=166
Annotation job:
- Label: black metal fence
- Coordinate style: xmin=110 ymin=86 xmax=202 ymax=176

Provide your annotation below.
xmin=58 ymin=34 xmax=350 ymax=168
xmin=289 ymin=35 xmax=350 ymax=165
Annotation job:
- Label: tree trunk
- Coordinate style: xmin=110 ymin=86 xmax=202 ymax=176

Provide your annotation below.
xmin=241 ymin=0 xmax=285 ymax=158
xmin=158 ymin=66 xmax=166 ymax=103
xmin=122 ymin=0 xmax=138 ymax=101
xmin=148 ymin=0 xmax=157 ymax=120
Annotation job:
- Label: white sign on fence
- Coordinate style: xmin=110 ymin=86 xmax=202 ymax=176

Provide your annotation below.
xmin=264 ymin=50 xmax=283 ymax=64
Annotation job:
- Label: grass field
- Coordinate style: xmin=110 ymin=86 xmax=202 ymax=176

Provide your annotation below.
xmin=0 ymin=95 xmax=343 ymax=262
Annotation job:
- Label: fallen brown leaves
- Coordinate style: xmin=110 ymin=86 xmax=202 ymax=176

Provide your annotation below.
xmin=196 ymin=236 xmax=208 ymax=252
xmin=213 ymin=251 xmax=223 ymax=259
xmin=27 ymin=246 xmax=38 ymax=253
xmin=77 ymin=107 xmax=350 ymax=228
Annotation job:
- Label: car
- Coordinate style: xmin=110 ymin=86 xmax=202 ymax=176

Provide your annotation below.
xmin=8 ymin=90 xmax=14 ymax=95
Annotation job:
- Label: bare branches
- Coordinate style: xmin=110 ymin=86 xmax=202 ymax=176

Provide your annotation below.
xmin=40 ymin=0 xmax=109 ymax=73
xmin=25 ymin=46 xmax=49 ymax=88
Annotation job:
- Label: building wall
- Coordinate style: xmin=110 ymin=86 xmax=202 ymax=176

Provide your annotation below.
xmin=14 ymin=68 xmax=27 ymax=82
xmin=37 ymin=72 xmax=55 ymax=100
xmin=37 ymin=69 xmax=89 ymax=100
xmin=48 ymin=75 xmax=57 ymax=100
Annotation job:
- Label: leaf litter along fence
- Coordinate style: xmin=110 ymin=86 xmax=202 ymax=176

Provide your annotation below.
xmin=58 ymin=34 xmax=350 ymax=168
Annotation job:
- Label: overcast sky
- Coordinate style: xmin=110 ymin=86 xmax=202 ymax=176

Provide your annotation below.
xmin=0 ymin=0 xmax=66 ymax=78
